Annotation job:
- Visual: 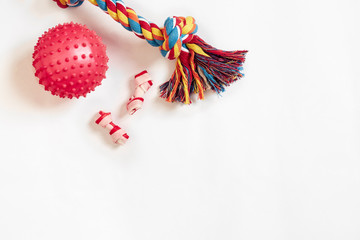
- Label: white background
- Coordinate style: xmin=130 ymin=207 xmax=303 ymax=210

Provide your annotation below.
xmin=0 ymin=0 xmax=359 ymax=239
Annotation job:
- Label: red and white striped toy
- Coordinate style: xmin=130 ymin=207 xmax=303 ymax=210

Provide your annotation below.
xmin=127 ymin=70 xmax=153 ymax=115
xmin=95 ymin=111 xmax=129 ymax=145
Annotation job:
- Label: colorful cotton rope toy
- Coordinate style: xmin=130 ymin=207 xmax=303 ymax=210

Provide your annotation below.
xmin=54 ymin=0 xmax=247 ymax=104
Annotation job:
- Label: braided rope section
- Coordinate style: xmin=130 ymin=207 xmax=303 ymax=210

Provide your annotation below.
xmin=54 ymin=0 xmax=247 ymax=104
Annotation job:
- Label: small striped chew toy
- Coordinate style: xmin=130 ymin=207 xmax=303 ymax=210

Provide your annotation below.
xmin=95 ymin=111 xmax=129 ymax=145
xmin=127 ymin=70 xmax=153 ymax=115
xmin=54 ymin=0 xmax=247 ymax=104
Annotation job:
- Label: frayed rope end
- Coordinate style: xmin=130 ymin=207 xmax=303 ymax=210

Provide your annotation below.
xmin=160 ymin=35 xmax=247 ymax=104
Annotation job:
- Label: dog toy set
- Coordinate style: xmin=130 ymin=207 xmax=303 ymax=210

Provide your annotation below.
xmin=53 ymin=0 xmax=247 ymax=104
xmin=32 ymin=0 xmax=247 ymax=145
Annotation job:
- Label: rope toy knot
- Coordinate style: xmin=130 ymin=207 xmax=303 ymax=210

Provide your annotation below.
xmin=160 ymin=16 xmax=198 ymax=60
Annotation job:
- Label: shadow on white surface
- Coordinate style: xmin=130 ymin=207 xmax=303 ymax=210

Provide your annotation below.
xmin=152 ymin=93 xmax=182 ymax=112
xmin=27 ymin=0 xmax=59 ymax=17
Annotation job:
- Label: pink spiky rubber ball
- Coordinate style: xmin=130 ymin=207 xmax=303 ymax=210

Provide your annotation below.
xmin=33 ymin=22 xmax=109 ymax=99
